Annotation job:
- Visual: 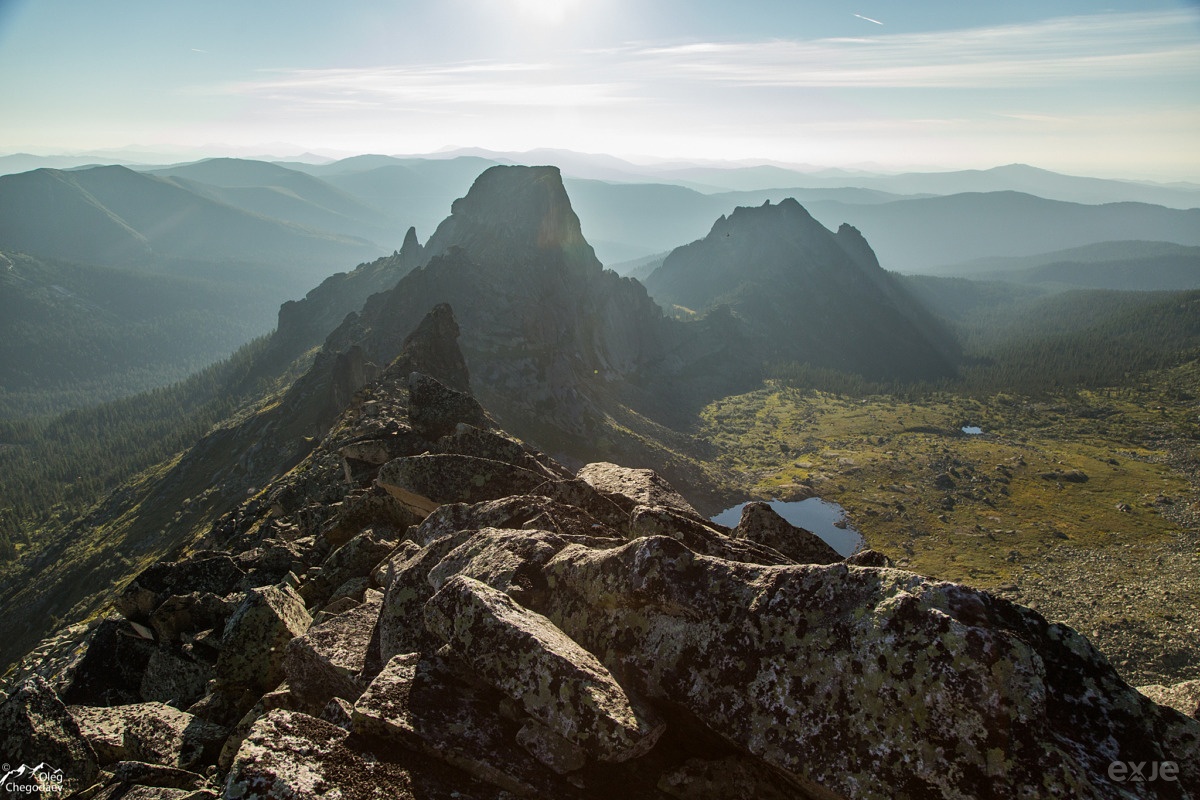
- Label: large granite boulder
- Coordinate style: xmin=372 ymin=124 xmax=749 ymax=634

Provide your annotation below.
xmin=69 ymin=702 xmax=224 ymax=770
xmin=224 ymin=709 xmax=412 ymax=799
xmin=425 ymin=575 xmax=664 ymax=762
xmin=352 ymin=652 xmax=574 ymax=796
xmin=529 ymin=535 xmax=1200 ymax=799
xmin=0 ymin=676 xmax=99 ymax=794
xmin=216 ymin=585 xmax=312 ymax=691
xmin=283 ymin=592 xmax=384 ymax=703
xmin=577 ymin=461 xmax=703 ymax=519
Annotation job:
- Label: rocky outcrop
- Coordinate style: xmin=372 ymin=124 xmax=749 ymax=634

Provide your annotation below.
xmin=731 ymin=502 xmax=841 ymax=564
xmin=4 ymin=305 xmax=1196 ymax=799
xmin=643 ymin=197 xmax=960 ymax=381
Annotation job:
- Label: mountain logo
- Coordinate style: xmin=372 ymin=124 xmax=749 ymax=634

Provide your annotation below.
xmin=0 ymin=762 xmax=65 ymax=794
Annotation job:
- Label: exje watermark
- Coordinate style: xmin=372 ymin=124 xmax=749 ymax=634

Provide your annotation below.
xmin=1108 ymin=760 xmax=1179 ymax=783
xmin=0 ymin=762 xmax=65 ymax=795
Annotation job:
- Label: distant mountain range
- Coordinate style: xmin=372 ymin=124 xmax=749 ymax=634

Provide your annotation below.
xmin=4 ymin=151 xmax=1199 ymax=416
xmin=0 ymin=165 xmax=378 ymax=270
xmin=4 ymin=153 xmax=1197 ymax=272
xmin=922 ymin=241 xmax=1200 ymax=291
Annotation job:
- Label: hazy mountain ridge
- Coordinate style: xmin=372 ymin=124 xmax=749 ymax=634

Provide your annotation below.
xmin=645 ymin=198 xmax=959 ymax=381
xmin=7 ymin=153 xmax=1198 ymax=276
xmin=0 ymin=165 xmax=379 ymax=270
xmin=924 ymin=240 xmax=1200 ymax=291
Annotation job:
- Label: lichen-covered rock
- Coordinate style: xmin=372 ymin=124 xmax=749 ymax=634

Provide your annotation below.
xmin=657 ymin=755 xmax=802 ymax=800
xmin=318 ymin=488 xmax=422 ymax=548
xmin=577 ymin=461 xmax=702 ymax=518
xmin=730 ymin=502 xmax=841 ymax=564
xmin=300 ymin=526 xmax=398 ymax=607
xmin=108 ymin=760 xmax=206 ymax=790
xmin=376 ymin=453 xmax=550 ymax=511
xmin=533 ymin=535 xmax=1200 ymax=799
xmin=283 ymin=591 xmax=384 ymax=703
xmin=216 ymin=584 xmax=311 ymax=691
xmin=147 ymin=592 xmax=236 ymax=644
xmin=424 ymin=575 xmax=665 ymax=762
xmin=412 ymin=495 xmax=622 ymax=548
xmin=71 ymin=702 xmax=224 ymax=771
xmin=138 ymin=647 xmax=213 ymax=708
xmin=407 ymin=371 xmax=491 ymax=440
xmin=352 ymin=653 xmax=572 ymax=797
xmin=339 ymin=423 xmax=427 ymax=466
xmin=224 ymin=709 xmax=413 ymax=799
xmin=377 ymin=531 xmax=474 ymax=660
xmin=116 ymin=556 xmax=245 ymax=622
xmin=0 ymin=675 xmax=99 ymax=794
xmin=426 ymin=527 xmax=576 ymax=601
xmin=844 ymin=548 xmax=893 ymax=567
xmin=118 ymin=787 xmax=211 ymax=800
xmin=515 ymin=719 xmax=588 ymax=774
xmin=628 ymin=504 xmax=794 ymax=566
xmin=435 ymin=424 xmax=572 ymax=481
xmin=320 ymin=697 xmax=355 ymax=730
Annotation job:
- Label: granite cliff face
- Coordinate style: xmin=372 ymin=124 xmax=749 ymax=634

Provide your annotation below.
xmin=4 ymin=305 xmax=1197 ymax=799
xmin=310 ymin=165 xmax=761 ymax=459
xmin=644 ymin=198 xmax=959 ymax=381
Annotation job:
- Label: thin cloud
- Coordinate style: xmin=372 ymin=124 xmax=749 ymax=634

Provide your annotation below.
xmin=205 ymin=9 xmax=1199 ymax=113
xmin=214 ymin=62 xmax=627 ymax=109
xmin=625 ymin=11 xmax=1200 ymax=89
xmin=853 ymin=14 xmax=883 ymax=25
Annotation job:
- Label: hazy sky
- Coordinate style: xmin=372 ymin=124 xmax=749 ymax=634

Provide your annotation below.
xmin=2 ymin=0 xmax=1198 ymax=177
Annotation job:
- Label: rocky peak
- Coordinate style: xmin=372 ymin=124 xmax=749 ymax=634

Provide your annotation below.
xmin=834 ymin=222 xmax=883 ymax=272
xmin=397 ymin=225 xmax=423 ymax=271
xmin=422 ymin=165 xmax=596 ymax=273
xmin=644 ymin=198 xmax=960 ymax=381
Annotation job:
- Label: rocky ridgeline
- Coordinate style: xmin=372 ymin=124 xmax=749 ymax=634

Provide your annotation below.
xmin=3 ymin=306 xmax=1198 ymax=800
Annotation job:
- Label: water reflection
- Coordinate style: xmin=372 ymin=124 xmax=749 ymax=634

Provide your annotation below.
xmin=712 ymin=498 xmax=865 ymax=557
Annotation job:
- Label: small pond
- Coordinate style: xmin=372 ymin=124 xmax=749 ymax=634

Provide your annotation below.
xmin=961 ymin=426 xmax=983 ymax=435
xmin=712 ymin=498 xmax=865 ymax=557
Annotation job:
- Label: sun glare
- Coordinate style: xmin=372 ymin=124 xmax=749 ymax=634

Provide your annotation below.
xmin=511 ymin=0 xmax=579 ymax=26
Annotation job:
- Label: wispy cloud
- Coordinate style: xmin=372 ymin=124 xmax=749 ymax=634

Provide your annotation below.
xmin=623 ymin=11 xmax=1200 ymax=89
xmin=206 ymin=10 xmax=1199 ymax=112
xmin=215 ymin=62 xmax=627 ymax=109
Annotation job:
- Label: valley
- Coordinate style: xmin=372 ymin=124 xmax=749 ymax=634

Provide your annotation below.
xmin=686 ymin=364 xmax=1200 ymax=685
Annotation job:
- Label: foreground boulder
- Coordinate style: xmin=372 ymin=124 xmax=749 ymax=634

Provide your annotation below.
xmin=425 ymin=574 xmax=665 ymax=762
xmin=0 ymin=676 xmax=99 ymax=794
xmin=216 ymin=585 xmax=312 ymax=691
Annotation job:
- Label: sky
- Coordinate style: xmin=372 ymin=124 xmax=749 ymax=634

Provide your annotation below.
xmin=1 ymin=0 xmax=1199 ymax=178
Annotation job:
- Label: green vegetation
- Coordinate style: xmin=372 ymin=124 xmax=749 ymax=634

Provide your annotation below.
xmin=696 ymin=360 xmax=1200 ymax=587
xmin=0 ymin=250 xmax=292 ymax=417
xmin=0 ymin=334 xmax=309 ymax=565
